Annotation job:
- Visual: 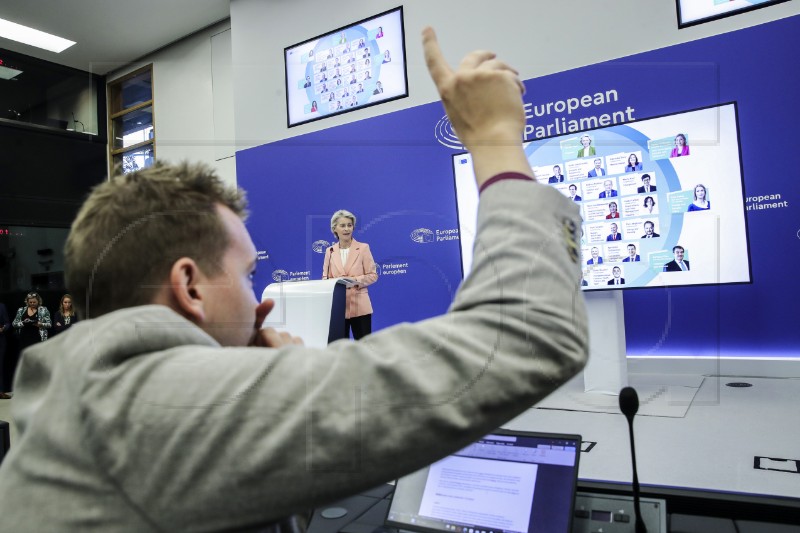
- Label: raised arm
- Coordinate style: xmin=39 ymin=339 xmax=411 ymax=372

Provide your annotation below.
xmin=422 ymin=27 xmax=531 ymax=183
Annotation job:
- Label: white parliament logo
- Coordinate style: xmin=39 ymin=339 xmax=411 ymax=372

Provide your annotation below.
xmin=381 ymin=262 xmax=408 ymax=275
xmin=272 ymin=269 xmax=289 ymax=282
xmin=312 ymin=239 xmax=331 ymax=254
xmin=411 ymin=228 xmax=434 ymax=244
xmin=433 ymin=114 xmax=464 ymax=150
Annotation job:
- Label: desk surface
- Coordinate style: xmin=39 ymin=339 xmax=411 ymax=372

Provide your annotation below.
xmin=505 ymin=373 xmax=800 ymax=500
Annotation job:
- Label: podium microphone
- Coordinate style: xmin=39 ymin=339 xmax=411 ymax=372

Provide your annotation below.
xmin=619 ymin=386 xmax=647 ymax=533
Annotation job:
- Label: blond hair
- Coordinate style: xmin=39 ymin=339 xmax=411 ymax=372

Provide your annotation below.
xmin=59 ymin=294 xmax=75 ymax=317
xmin=330 ymin=209 xmax=356 ymax=239
xmin=65 ymin=161 xmax=247 ymax=317
xmin=25 ymin=292 xmax=43 ymax=306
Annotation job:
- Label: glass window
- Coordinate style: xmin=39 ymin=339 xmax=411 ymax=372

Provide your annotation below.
xmin=109 ymin=68 xmax=153 ymax=113
xmin=111 ymin=106 xmax=153 ymax=150
xmin=112 ymin=146 xmax=155 ymax=174
xmin=108 ymin=65 xmax=154 ymax=175
xmin=0 ymin=47 xmax=103 ymax=135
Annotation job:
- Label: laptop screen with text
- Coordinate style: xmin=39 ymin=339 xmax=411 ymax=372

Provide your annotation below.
xmin=386 ymin=429 xmax=581 ymax=533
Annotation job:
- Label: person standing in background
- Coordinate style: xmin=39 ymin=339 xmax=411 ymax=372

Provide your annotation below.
xmin=12 ymin=292 xmax=51 ymax=351
xmin=52 ymin=294 xmax=79 ymax=337
xmin=0 ymin=303 xmax=10 ymax=399
xmin=322 ymin=210 xmax=378 ymax=339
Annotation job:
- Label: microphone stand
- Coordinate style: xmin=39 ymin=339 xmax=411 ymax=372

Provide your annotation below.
xmin=620 ymin=386 xmax=647 ymax=533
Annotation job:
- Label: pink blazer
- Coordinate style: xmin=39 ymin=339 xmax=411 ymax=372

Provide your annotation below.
xmin=670 ymin=145 xmax=690 ymax=157
xmin=322 ymin=239 xmax=378 ymax=318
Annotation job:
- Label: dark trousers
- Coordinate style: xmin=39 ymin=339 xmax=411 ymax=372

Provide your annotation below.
xmin=0 ymin=339 xmax=5 ymax=392
xmin=345 ymin=314 xmax=372 ymax=340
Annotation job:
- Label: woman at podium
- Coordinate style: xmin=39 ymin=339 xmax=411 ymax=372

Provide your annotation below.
xmin=322 ymin=209 xmax=378 ymax=339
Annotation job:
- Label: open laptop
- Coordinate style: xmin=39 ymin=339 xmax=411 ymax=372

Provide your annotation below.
xmin=384 ymin=429 xmax=581 ymax=533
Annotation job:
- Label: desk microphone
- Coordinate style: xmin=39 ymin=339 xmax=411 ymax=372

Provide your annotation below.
xmin=619 ymin=386 xmax=647 ymax=533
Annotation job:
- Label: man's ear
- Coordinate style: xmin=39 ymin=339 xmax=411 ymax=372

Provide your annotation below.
xmin=168 ymin=257 xmax=206 ymax=323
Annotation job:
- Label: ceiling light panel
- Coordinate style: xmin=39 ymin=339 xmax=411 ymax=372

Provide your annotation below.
xmin=0 ymin=17 xmax=76 ymax=53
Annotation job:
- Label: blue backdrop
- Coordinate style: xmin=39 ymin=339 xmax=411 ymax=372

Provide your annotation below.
xmin=237 ymin=15 xmax=799 ymax=357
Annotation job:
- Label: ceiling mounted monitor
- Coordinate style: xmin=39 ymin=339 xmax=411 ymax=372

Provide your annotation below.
xmin=284 ymin=6 xmax=408 ymax=128
xmin=676 ymin=0 xmax=792 ymax=28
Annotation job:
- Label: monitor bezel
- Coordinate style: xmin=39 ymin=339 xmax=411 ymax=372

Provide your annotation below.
xmin=451 ymin=101 xmax=754 ymax=293
xmin=283 ymin=6 xmax=409 ymax=128
xmin=676 ymin=0 xmax=792 ymax=29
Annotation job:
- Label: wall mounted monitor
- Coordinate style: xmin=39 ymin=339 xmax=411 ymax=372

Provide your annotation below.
xmin=677 ymin=0 xmax=791 ymax=28
xmin=284 ymin=6 xmax=408 ymax=127
xmin=453 ymin=103 xmax=752 ymax=291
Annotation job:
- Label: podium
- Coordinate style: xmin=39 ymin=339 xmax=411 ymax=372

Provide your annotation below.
xmin=261 ymin=279 xmax=347 ymax=348
xmin=583 ymin=290 xmax=628 ymax=394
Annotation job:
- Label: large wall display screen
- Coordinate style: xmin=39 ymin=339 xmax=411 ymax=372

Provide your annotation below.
xmin=284 ymin=6 xmax=408 ymax=127
xmin=454 ymin=103 xmax=751 ymax=291
xmin=677 ymin=0 xmax=791 ymax=28
xmin=240 ymin=15 xmax=800 ymax=357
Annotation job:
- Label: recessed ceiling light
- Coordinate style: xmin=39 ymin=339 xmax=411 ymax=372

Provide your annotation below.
xmin=0 ymin=17 xmax=76 ymax=53
xmin=0 ymin=64 xmax=22 ymax=80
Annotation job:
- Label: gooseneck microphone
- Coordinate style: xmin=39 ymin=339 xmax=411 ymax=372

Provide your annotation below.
xmin=619 ymin=386 xmax=647 ymax=533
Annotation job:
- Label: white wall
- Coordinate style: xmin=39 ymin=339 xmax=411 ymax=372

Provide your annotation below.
xmin=107 ymin=20 xmax=236 ymax=187
xmin=230 ymin=0 xmax=800 ymax=153
xmin=106 ymin=1 xmax=800 ymax=187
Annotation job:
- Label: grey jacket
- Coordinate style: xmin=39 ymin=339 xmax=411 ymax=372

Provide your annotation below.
xmin=0 ymin=179 xmax=587 ymax=531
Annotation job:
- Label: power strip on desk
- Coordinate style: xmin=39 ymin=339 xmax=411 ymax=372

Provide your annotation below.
xmin=573 ymin=492 xmax=667 ymax=533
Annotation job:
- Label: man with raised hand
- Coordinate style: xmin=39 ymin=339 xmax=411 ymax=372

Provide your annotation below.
xmin=0 ymin=27 xmax=587 ymax=531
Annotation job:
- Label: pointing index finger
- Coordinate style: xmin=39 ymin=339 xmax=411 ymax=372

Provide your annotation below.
xmin=422 ymin=27 xmax=451 ymax=88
